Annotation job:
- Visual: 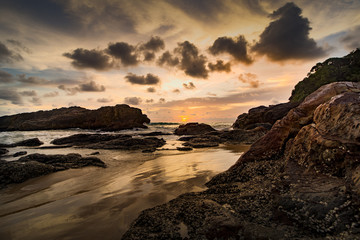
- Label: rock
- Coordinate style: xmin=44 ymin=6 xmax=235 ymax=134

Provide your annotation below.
xmin=177 ymin=147 xmax=193 ymax=151
xmin=139 ymin=131 xmax=172 ymax=136
xmin=232 ymin=102 xmax=299 ymax=129
xmin=0 ymin=153 xmax=105 ymax=187
xmin=13 ymin=151 xmax=27 ymax=157
xmin=142 ymin=149 xmax=156 ymax=153
xmin=0 ymin=148 xmax=8 ymax=155
xmin=0 ymin=104 xmax=150 ymax=131
xmin=0 ymin=138 xmax=43 ymax=148
xmin=124 ymin=82 xmax=360 ymax=239
xmin=174 ymin=123 xmax=216 ymax=135
xmin=90 ymin=151 xmax=100 ymax=155
xmin=52 ymin=134 xmax=166 ymax=151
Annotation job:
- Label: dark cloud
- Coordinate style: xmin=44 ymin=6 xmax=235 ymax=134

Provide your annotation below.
xmin=173 ymin=88 xmax=180 ymax=94
xmin=209 ymin=35 xmax=252 ymax=64
xmin=0 ymin=89 xmax=22 ymax=105
xmin=124 ymin=97 xmax=142 ymax=105
xmin=63 ymin=48 xmax=113 ymax=70
xmin=0 ymin=69 xmax=13 ymax=83
xmin=139 ymin=36 xmax=165 ymax=52
xmin=183 ymin=82 xmax=196 ymax=90
xmin=43 ymin=91 xmax=59 ymax=97
xmin=238 ymin=73 xmax=260 ymax=88
xmin=6 ymin=39 xmax=31 ymax=54
xmin=58 ymin=80 xmax=105 ymax=95
xmin=107 ymin=42 xmax=138 ymax=66
xmin=341 ymin=25 xmax=360 ymax=50
xmin=17 ymin=74 xmax=49 ymax=85
xmin=145 ymin=99 xmax=154 ymax=103
xmin=20 ymin=90 xmax=37 ymax=97
xmin=125 ymin=73 xmax=160 ymax=85
xmin=0 ymin=41 xmax=23 ymax=63
xmin=147 ymin=87 xmax=156 ymax=93
xmin=29 ymin=97 xmax=41 ymax=105
xmin=252 ymin=2 xmax=327 ymax=61
xmin=158 ymin=98 xmax=166 ymax=103
xmin=208 ymin=60 xmax=231 ymax=72
xmin=143 ymin=51 xmax=156 ymax=61
xmin=157 ymin=51 xmax=180 ymax=66
xmin=175 ymin=41 xmax=208 ymax=78
xmin=97 ymin=98 xmax=113 ymax=103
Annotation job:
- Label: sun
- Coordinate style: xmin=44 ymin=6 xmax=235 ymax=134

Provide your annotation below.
xmin=180 ymin=115 xmax=188 ymax=122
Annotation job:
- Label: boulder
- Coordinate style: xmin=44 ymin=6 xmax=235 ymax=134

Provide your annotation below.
xmin=0 ymin=153 xmax=105 ymax=187
xmin=13 ymin=151 xmax=27 ymax=157
xmin=123 ymin=82 xmax=360 ymax=239
xmin=0 ymin=104 xmax=150 ymax=131
xmin=174 ymin=123 xmax=216 ymax=135
xmin=0 ymin=138 xmax=43 ymax=148
xmin=0 ymin=149 xmax=8 ymax=155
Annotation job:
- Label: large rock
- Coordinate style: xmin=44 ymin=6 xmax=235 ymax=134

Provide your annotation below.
xmin=0 ymin=104 xmax=150 ymax=131
xmin=174 ymin=123 xmax=216 ymax=135
xmin=232 ymin=102 xmax=299 ymax=129
xmin=123 ymin=82 xmax=360 ymax=239
xmin=0 ymin=153 xmax=105 ymax=187
xmin=0 ymin=138 xmax=43 ymax=148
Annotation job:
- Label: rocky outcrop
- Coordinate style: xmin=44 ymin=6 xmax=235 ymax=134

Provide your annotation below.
xmin=232 ymin=102 xmax=299 ymax=129
xmin=123 ymin=82 xmax=360 ymax=239
xmin=0 ymin=153 xmax=105 ymax=187
xmin=51 ymin=133 xmax=166 ymax=151
xmin=0 ymin=104 xmax=150 ymax=131
xmin=0 ymin=138 xmax=43 ymax=148
xmin=174 ymin=123 xmax=216 ymax=135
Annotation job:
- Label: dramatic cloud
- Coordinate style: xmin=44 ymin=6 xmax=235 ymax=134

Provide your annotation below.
xmin=175 ymin=41 xmax=208 ymax=78
xmin=0 ymin=41 xmax=23 ymax=64
xmin=20 ymin=90 xmax=37 ymax=97
xmin=145 ymin=99 xmax=154 ymax=103
xmin=147 ymin=87 xmax=156 ymax=93
xmin=0 ymin=69 xmax=13 ymax=83
xmin=43 ymin=91 xmax=59 ymax=98
xmin=6 ymin=39 xmax=31 ymax=54
xmin=17 ymin=74 xmax=49 ymax=85
xmin=208 ymin=60 xmax=231 ymax=72
xmin=29 ymin=97 xmax=42 ymax=105
xmin=252 ymin=2 xmax=327 ymax=61
xmin=58 ymin=80 xmax=105 ymax=95
xmin=125 ymin=73 xmax=160 ymax=85
xmin=183 ymin=82 xmax=196 ymax=90
xmin=124 ymin=97 xmax=142 ymax=105
xmin=139 ymin=36 xmax=165 ymax=52
xmin=107 ymin=42 xmax=138 ymax=66
xmin=238 ymin=73 xmax=260 ymax=88
xmin=209 ymin=35 xmax=252 ymax=64
xmin=63 ymin=48 xmax=113 ymax=70
xmin=341 ymin=25 xmax=360 ymax=50
xmin=97 ymin=98 xmax=113 ymax=103
xmin=0 ymin=89 xmax=22 ymax=105
xmin=157 ymin=51 xmax=180 ymax=66
xmin=143 ymin=51 xmax=156 ymax=61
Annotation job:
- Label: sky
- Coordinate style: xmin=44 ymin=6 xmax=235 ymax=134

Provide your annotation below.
xmin=0 ymin=0 xmax=359 ymax=123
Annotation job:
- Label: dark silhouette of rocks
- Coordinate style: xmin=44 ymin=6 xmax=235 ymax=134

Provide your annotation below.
xmin=51 ymin=133 xmax=166 ymax=151
xmin=0 ymin=138 xmax=43 ymax=148
xmin=139 ymin=131 xmax=172 ymax=136
xmin=0 ymin=149 xmax=8 ymax=155
xmin=233 ymin=102 xmax=299 ymax=129
xmin=0 ymin=104 xmax=150 ymax=131
xmin=13 ymin=151 xmax=27 ymax=157
xmin=0 ymin=153 xmax=105 ymax=187
xmin=123 ymin=82 xmax=360 ymax=239
xmin=174 ymin=123 xmax=216 ymax=135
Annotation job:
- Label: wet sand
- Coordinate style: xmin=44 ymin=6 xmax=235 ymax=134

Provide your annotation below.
xmin=0 ymin=145 xmax=248 ymax=239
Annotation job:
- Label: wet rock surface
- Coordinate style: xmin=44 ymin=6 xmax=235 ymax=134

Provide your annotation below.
xmin=174 ymin=123 xmax=216 ymax=135
xmin=52 ymin=134 xmax=166 ymax=151
xmin=0 ymin=138 xmax=43 ymax=148
xmin=0 ymin=153 xmax=105 ymax=187
xmin=0 ymin=104 xmax=150 ymax=131
xmin=123 ymin=82 xmax=360 ymax=239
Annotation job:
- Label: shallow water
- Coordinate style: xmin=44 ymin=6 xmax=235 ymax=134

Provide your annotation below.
xmin=0 ymin=124 xmax=248 ymax=239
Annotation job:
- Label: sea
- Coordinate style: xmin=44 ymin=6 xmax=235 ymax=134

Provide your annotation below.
xmin=0 ymin=122 xmax=249 ymax=239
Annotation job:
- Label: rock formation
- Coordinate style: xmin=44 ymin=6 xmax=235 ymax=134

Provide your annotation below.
xmin=123 ymin=82 xmax=360 ymax=239
xmin=0 ymin=153 xmax=106 ymax=188
xmin=174 ymin=123 xmax=216 ymax=135
xmin=0 ymin=104 xmax=150 ymax=131
xmin=0 ymin=138 xmax=43 ymax=148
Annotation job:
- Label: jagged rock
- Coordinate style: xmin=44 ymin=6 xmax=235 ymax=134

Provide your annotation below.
xmin=123 ymin=82 xmax=360 ymax=239
xmin=0 ymin=153 xmax=105 ymax=187
xmin=52 ymin=134 xmax=166 ymax=151
xmin=0 ymin=104 xmax=150 ymax=131
xmin=0 ymin=149 xmax=8 ymax=155
xmin=13 ymin=151 xmax=27 ymax=157
xmin=232 ymin=102 xmax=299 ymax=129
xmin=0 ymin=138 xmax=43 ymax=148
xmin=174 ymin=123 xmax=216 ymax=135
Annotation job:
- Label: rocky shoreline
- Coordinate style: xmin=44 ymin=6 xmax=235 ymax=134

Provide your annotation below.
xmin=122 ymin=82 xmax=360 ymax=239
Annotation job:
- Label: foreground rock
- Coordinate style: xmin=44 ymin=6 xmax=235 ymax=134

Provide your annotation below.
xmin=123 ymin=82 xmax=360 ymax=239
xmin=0 ymin=104 xmax=150 ymax=131
xmin=0 ymin=153 xmax=105 ymax=187
xmin=174 ymin=123 xmax=216 ymax=135
xmin=51 ymin=134 xmax=166 ymax=151
xmin=0 ymin=138 xmax=43 ymax=148
xmin=232 ymin=102 xmax=299 ymax=129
